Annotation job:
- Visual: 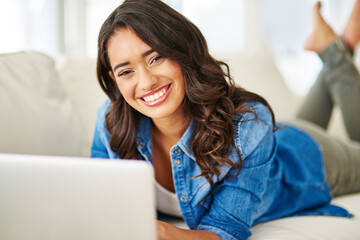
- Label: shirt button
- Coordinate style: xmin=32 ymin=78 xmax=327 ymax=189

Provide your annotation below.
xmin=146 ymin=153 xmax=150 ymax=159
xmin=180 ymin=195 xmax=185 ymax=201
xmin=138 ymin=142 xmax=144 ymax=147
xmin=173 ymin=149 xmax=179 ymax=154
xmin=174 ymin=159 xmax=180 ymax=165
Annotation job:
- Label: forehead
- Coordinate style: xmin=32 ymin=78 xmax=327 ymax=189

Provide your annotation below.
xmin=107 ymin=28 xmax=151 ymax=62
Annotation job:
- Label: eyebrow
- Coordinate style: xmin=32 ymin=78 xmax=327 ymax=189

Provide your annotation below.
xmin=113 ymin=49 xmax=155 ymax=72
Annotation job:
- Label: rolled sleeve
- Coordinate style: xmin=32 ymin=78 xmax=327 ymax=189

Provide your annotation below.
xmin=197 ymin=223 xmax=246 ymax=240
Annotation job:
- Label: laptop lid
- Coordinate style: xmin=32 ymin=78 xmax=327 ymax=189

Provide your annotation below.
xmin=0 ymin=153 xmax=157 ymax=240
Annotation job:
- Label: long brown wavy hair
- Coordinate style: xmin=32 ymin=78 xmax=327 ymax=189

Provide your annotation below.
xmin=97 ymin=0 xmax=276 ymax=198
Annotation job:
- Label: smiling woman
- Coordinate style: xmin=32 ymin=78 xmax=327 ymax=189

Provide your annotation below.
xmin=91 ymin=0 xmax=360 ymax=240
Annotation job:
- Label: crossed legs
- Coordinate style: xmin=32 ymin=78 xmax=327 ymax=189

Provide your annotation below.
xmin=293 ymin=1 xmax=360 ymax=196
xmin=298 ymin=1 xmax=360 ymax=141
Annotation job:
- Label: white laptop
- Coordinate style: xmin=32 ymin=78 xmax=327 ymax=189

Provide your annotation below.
xmin=0 ymin=153 xmax=157 ymax=240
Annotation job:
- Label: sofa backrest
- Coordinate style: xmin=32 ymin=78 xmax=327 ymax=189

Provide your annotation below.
xmin=213 ymin=50 xmax=302 ymax=121
xmin=56 ymin=55 xmax=107 ymax=153
xmin=0 ymin=51 xmax=87 ymax=156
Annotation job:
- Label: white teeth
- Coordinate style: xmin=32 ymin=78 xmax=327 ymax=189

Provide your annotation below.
xmin=143 ymin=88 xmax=167 ymax=103
xmin=159 ymin=89 xmax=165 ymax=97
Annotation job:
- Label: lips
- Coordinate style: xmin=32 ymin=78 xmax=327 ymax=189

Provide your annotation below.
xmin=139 ymin=84 xmax=172 ymax=106
xmin=143 ymin=87 xmax=167 ymax=102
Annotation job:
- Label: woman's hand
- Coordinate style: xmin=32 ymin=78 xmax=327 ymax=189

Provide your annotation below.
xmin=156 ymin=220 xmax=221 ymax=240
xmin=157 ymin=220 xmax=178 ymax=240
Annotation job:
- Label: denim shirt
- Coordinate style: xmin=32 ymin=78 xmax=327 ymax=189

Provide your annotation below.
xmin=91 ymin=99 xmax=352 ymax=240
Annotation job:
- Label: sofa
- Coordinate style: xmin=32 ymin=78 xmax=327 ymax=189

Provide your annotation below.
xmin=1 ymin=51 xmax=359 ymax=239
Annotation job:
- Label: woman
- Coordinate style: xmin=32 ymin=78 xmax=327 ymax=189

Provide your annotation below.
xmin=91 ymin=0 xmax=360 ymax=239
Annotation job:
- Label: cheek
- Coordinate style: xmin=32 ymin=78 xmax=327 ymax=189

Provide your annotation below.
xmin=168 ymin=62 xmax=185 ymax=90
xmin=116 ymin=82 xmax=133 ymax=101
xmin=176 ymin=72 xmax=185 ymax=94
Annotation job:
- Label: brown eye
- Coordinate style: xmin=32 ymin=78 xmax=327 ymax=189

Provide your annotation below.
xmin=149 ymin=56 xmax=164 ymax=65
xmin=118 ymin=69 xmax=133 ymax=77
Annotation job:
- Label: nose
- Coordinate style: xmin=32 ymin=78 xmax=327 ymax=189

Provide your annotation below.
xmin=137 ymin=67 xmax=158 ymax=91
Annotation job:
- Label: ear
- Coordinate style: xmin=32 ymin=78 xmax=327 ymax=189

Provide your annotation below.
xmin=109 ymin=70 xmax=115 ymax=81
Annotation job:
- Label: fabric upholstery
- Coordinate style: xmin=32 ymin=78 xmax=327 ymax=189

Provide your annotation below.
xmin=0 ymin=51 xmax=86 ymax=156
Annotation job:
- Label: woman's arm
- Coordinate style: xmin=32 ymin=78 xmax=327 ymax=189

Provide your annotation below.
xmin=192 ymin=103 xmax=276 ymax=240
xmin=157 ymin=221 xmax=221 ymax=240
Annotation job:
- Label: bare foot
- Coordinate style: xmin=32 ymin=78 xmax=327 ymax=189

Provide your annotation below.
xmin=304 ymin=1 xmax=338 ymax=53
xmin=343 ymin=0 xmax=360 ymax=49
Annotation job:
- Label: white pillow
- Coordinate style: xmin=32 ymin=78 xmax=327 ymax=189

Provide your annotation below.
xmin=0 ymin=51 xmax=87 ymax=156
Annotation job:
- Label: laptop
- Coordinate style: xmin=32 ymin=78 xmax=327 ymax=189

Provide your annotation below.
xmin=0 ymin=153 xmax=157 ymax=240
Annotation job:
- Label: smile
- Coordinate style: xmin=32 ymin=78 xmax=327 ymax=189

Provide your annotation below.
xmin=143 ymin=88 xmax=167 ymax=102
xmin=140 ymin=84 xmax=172 ymax=106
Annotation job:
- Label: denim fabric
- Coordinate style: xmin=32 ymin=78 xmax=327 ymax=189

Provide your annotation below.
xmin=91 ymin=99 xmax=352 ymax=240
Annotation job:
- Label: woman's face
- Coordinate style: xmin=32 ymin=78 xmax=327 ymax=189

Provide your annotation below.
xmin=107 ymin=28 xmax=186 ymax=122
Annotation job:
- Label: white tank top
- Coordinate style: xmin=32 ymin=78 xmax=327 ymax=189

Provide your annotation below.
xmin=155 ymin=181 xmax=183 ymax=218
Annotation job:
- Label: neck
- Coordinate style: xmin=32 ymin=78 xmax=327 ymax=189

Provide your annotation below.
xmin=151 ymin=113 xmax=190 ymax=145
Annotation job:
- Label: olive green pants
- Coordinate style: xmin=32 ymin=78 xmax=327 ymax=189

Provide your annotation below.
xmin=292 ymin=39 xmax=360 ymax=197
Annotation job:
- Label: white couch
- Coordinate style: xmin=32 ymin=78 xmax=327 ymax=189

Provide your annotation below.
xmin=0 ymin=51 xmax=359 ymax=239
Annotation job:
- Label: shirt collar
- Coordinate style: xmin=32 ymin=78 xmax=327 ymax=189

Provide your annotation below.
xmin=136 ymin=114 xmax=197 ymax=161
xmin=135 ymin=114 xmax=235 ymax=206
xmin=177 ymin=119 xmax=196 ymax=161
xmin=135 ymin=114 xmax=236 ymax=172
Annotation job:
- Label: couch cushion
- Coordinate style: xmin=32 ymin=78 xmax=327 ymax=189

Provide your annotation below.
xmin=163 ymin=193 xmax=360 ymax=239
xmin=56 ymin=56 xmax=106 ymax=156
xmin=0 ymin=51 xmax=86 ymax=156
xmin=249 ymin=193 xmax=360 ymax=240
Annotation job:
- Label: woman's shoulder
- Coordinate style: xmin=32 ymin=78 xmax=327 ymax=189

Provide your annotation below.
xmin=93 ymin=98 xmax=112 ymax=132
xmin=95 ymin=98 xmax=111 ymax=126
xmin=97 ymin=98 xmax=111 ymax=116
xmin=232 ymin=101 xmax=274 ymax=163
xmin=233 ymin=101 xmax=273 ymax=126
